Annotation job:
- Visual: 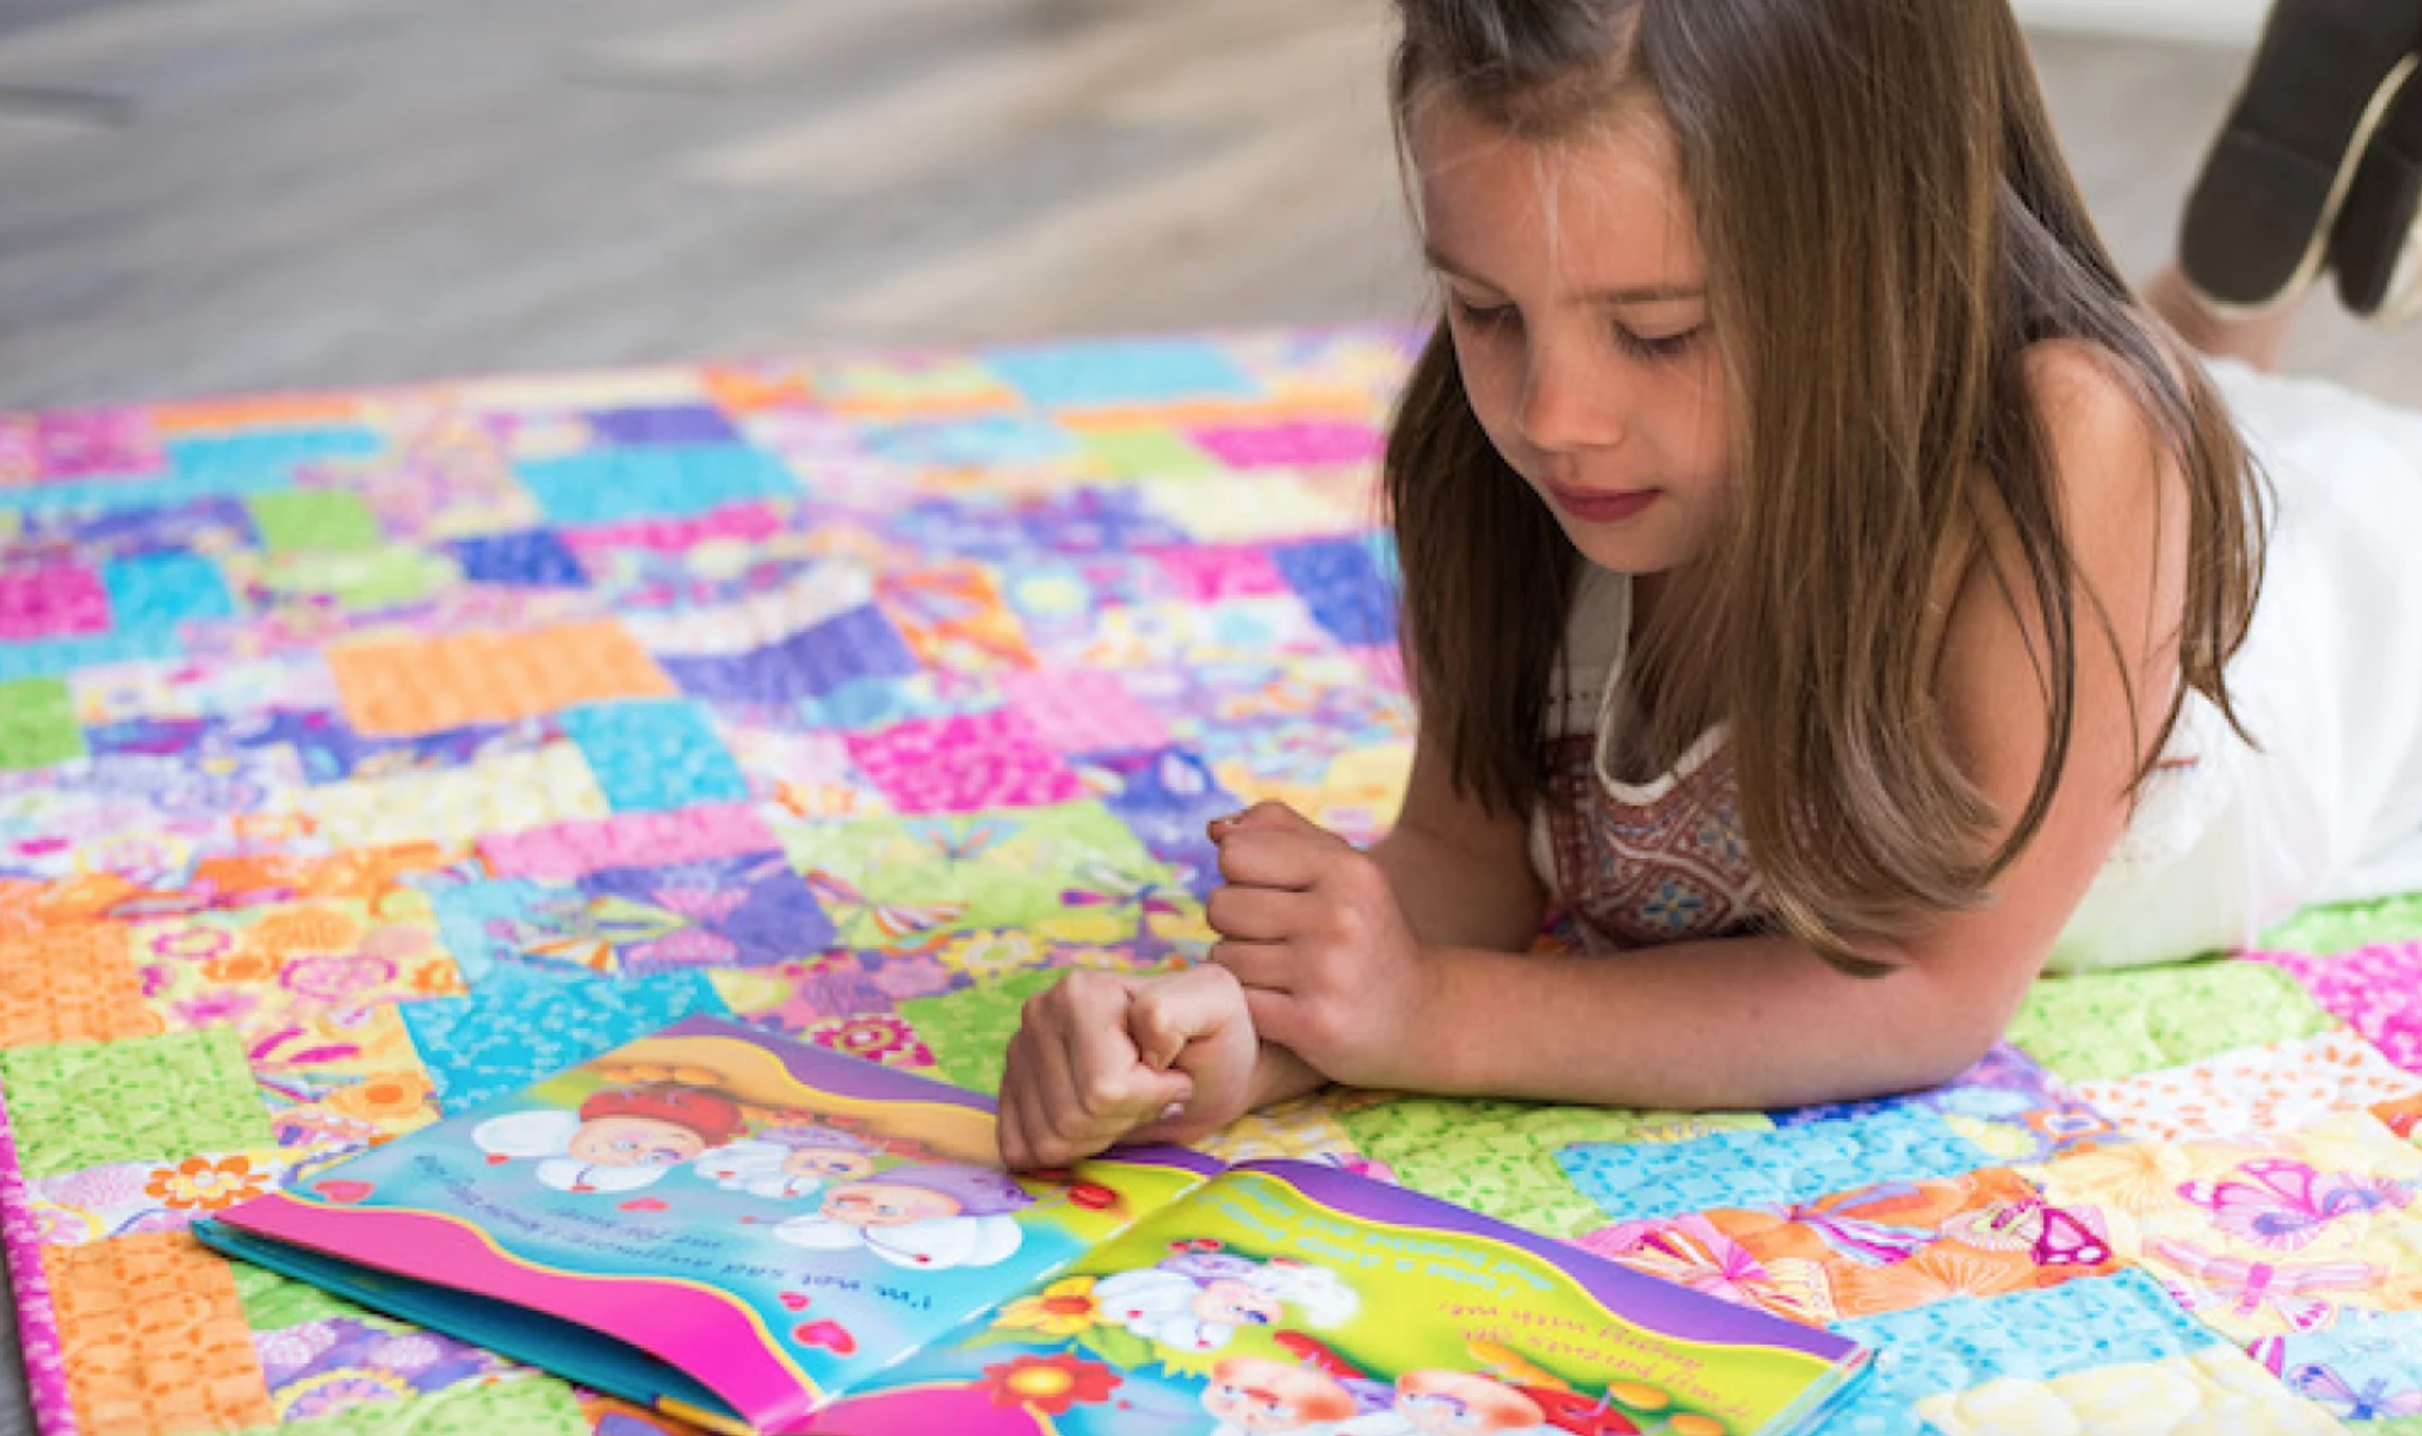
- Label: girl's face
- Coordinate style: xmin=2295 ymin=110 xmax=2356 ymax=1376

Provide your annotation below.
xmin=568 ymin=1116 xmax=704 ymax=1169
xmin=782 ymin=1149 xmax=876 ymax=1182
xmin=823 ymin=1181 xmax=959 ymax=1228
xmin=1194 ymin=1277 xmax=1283 ymax=1328
xmin=1413 ymin=96 xmax=1733 ymax=580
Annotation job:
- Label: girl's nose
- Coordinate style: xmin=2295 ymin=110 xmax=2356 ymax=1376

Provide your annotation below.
xmin=1517 ymin=338 xmax=1626 ymax=455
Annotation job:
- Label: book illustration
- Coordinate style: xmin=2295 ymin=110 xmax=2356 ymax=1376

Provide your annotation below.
xmin=1092 ymin=1243 xmax=1360 ymax=1353
xmin=770 ymin=1161 xmax=1035 ymax=1270
xmin=471 ymin=1085 xmax=751 ymax=1194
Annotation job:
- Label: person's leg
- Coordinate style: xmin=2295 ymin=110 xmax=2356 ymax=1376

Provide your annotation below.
xmin=2176 ymin=0 xmax=2422 ymax=318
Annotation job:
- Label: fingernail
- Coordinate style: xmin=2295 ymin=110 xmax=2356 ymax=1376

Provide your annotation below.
xmin=1161 ymin=1101 xmax=1187 ymax=1120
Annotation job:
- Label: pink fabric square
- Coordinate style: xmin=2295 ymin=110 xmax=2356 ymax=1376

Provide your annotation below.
xmin=0 ymin=410 xmax=163 ymax=485
xmin=0 ymin=567 xmax=111 ymax=641
xmin=1147 ymin=546 xmax=1292 ymax=603
xmin=480 ymin=802 xmax=780 ymax=881
xmin=998 ymin=669 xmax=1170 ymax=754
xmin=2254 ymin=940 xmax=2422 ymax=1072
xmin=561 ymin=501 xmax=787 ymax=555
xmin=845 ymin=709 xmax=1082 ymax=814
xmin=1190 ymin=419 xmax=1385 ymax=469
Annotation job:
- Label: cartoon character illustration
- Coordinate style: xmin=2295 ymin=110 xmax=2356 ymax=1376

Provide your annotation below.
xmin=1395 ymin=1370 xmax=1644 ymax=1436
xmin=695 ymin=1122 xmax=887 ymax=1200
xmin=1202 ymin=1353 xmax=1407 ymax=1436
xmin=771 ymin=1163 xmax=1034 ymax=1270
xmin=1092 ymin=1244 xmax=1359 ymax=1353
xmin=472 ymin=1086 xmax=746 ymax=1194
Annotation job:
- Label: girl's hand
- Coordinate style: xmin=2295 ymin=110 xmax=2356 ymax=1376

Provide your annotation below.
xmin=997 ymin=964 xmax=1259 ymax=1171
xmin=1206 ymin=802 xmax=1438 ymax=1089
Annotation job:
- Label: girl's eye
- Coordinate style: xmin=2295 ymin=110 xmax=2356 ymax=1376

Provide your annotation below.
xmin=1447 ymin=293 xmax=1519 ymax=332
xmin=1615 ymin=323 xmax=1705 ymax=362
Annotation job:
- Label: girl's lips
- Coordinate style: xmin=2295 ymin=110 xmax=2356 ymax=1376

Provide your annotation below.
xmin=1545 ymin=484 xmax=1659 ymax=523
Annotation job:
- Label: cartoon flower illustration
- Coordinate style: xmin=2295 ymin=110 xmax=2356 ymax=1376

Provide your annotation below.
xmin=201 ymin=948 xmax=279 ymax=984
xmin=280 ymin=953 xmax=397 ymax=1004
xmin=251 ymin=907 xmax=364 ymax=956
xmin=994 ymin=1277 xmax=1105 ymax=1338
xmin=145 ymin=1155 xmax=268 ymax=1212
xmin=170 ymin=990 xmax=261 ymax=1030
xmin=811 ymin=1014 xmax=924 ymax=1065
xmin=327 ymin=1071 xmax=434 ymax=1125
xmin=979 ymin=1353 xmax=1122 ymax=1416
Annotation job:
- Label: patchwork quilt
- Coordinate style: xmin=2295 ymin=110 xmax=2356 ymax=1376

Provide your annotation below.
xmin=2 ymin=329 xmax=2420 ymax=1436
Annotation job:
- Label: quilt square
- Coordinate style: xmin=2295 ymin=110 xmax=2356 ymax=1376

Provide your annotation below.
xmin=0 ymin=676 xmax=88 ymax=770
xmin=0 ymin=924 xmax=161 ymax=1048
xmin=844 ymin=709 xmax=1081 ymax=814
xmin=0 ymin=565 xmax=111 ymax=642
xmin=43 ymin=1231 xmax=276 ymax=1435
xmin=327 ymin=620 xmax=676 ymax=737
xmin=0 ymin=1028 xmax=272 ymax=1181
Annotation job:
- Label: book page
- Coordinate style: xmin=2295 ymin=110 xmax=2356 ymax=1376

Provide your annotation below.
xmin=802 ymin=1159 xmax=1866 ymax=1436
xmin=203 ymin=1015 xmax=1219 ymax=1432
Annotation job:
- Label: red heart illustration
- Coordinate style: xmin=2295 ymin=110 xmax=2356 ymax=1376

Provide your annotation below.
xmin=314 ymin=1180 xmax=374 ymax=1204
xmin=779 ymin=1292 xmax=812 ymax=1311
xmin=485 ymin=1154 xmax=509 ymax=1165
xmin=619 ymin=1197 xmax=668 ymax=1213
xmin=794 ymin=1319 xmax=857 ymax=1356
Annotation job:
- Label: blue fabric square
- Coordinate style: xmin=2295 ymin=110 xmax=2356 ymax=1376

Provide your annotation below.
xmin=1830 ymin=1270 xmax=2220 ymax=1414
xmin=586 ymin=405 xmax=741 ymax=446
xmin=429 ymin=879 xmax=565 ymax=984
xmin=1017 ymin=488 xmax=1190 ymax=555
xmin=561 ymin=700 xmax=751 ymax=813
xmin=1558 ymin=1107 xmax=1999 ymax=1222
xmin=447 ymin=528 xmax=589 ymax=588
xmin=1270 ymin=538 xmax=1396 ymax=646
xmin=860 ymin=415 xmax=1079 ymax=469
xmin=101 ymin=552 xmax=237 ymax=631
xmin=515 ymin=444 xmax=797 ymax=525
xmin=659 ymin=605 xmax=920 ymax=703
xmin=0 ymin=630 xmax=182 ymax=680
xmin=399 ymin=964 xmax=729 ymax=1114
xmin=166 ymin=428 xmax=384 ymax=486
xmin=987 ymin=338 xmax=1261 ymax=408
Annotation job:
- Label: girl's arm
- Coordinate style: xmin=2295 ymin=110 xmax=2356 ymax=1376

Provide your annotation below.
xmin=1216 ymin=343 xmax=2188 ymax=1111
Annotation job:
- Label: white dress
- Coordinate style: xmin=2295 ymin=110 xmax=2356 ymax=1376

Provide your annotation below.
xmin=2048 ymin=360 xmax=2422 ymax=971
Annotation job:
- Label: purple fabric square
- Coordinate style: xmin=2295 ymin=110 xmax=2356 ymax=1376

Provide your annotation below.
xmin=447 ymin=528 xmax=590 ymax=587
xmin=660 ymin=604 xmax=921 ymax=703
xmin=586 ymin=404 xmax=744 ymax=447
xmin=1269 ymin=538 xmax=1396 ymax=647
xmin=0 ymin=409 xmax=165 ymax=482
xmin=579 ymin=852 xmax=836 ymax=972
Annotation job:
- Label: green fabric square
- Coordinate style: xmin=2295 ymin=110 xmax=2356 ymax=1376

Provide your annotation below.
xmin=785 ymin=802 xmax=1161 ymax=940
xmin=1083 ymin=426 xmax=1218 ymax=478
xmin=235 ymin=1373 xmax=586 ymax=1436
xmin=231 ymin=1262 xmax=370 ymax=1332
xmin=0 ymin=677 xmax=85 ymax=770
xmin=250 ymin=545 xmax=457 ymax=612
xmin=1339 ymin=1096 xmax=1773 ymax=1241
xmin=2008 ymin=959 xmax=2336 ymax=1084
xmin=246 ymin=489 xmax=384 ymax=552
xmin=0 ymin=1029 xmax=273 ymax=1180
xmin=2262 ymin=893 xmax=2422 ymax=958
xmin=900 ymin=969 xmax=1067 ymax=1096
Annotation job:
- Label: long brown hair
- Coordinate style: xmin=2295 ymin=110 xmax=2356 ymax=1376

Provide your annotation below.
xmin=1385 ymin=0 xmax=2268 ymax=967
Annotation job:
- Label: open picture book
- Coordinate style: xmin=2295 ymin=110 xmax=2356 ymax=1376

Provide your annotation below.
xmin=194 ymin=1014 xmax=1872 ymax=1436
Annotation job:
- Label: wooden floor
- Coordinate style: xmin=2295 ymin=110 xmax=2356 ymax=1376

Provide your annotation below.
xmin=0 ymin=1 xmax=2416 ymax=1430
xmin=1 ymin=0 xmax=2417 ymax=413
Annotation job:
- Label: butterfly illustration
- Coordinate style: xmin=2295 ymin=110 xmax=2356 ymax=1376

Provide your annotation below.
xmin=2178 ymin=1158 xmax=2415 ymax=1251
xmin=2285 ymin=1364 xmax=2422 ymax=1421
xmin=1941 ymin=1197 xmax=2110 ymax=1268
xmin=804 ymin=870 xmax=965 ymax=946
xmin=1060 ymin=862 xmax=1188 ymax=942
xmin=1780 ymin=1184 xmax=1936 ymax=1267
xmin=904 ymin=816 xmax=1006 ymax=865
xmin=2147 ymin=1237 xmax=2375 ymax=1332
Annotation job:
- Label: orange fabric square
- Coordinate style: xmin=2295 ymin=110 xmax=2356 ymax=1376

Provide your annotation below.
xmin=329 ymin=621 xmax=675 ymax=737
xmin=0 ymin=926 xmax=162 ymax=1049
xmin=148 ymin=395 xmax=362 ymax=435
xmin=44 ymin=1231 xmax=275 ymax=1436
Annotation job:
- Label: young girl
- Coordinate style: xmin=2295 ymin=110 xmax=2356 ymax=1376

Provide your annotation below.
xmin=995 ymin=0 xmax=2422 ymax=1170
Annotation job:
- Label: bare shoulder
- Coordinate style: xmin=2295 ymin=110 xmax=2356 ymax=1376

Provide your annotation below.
xmin=2018 ymin=337 xmax=2182 ymax=524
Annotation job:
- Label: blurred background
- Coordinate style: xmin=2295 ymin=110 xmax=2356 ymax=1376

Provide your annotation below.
xmin=0 ymin=0 xmax=2416 ymax=413
xmin=0 ymin=0 xmax=2417 ymax=1430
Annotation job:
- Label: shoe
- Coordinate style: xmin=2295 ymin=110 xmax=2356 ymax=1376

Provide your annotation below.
xmin=2331 ymin=58 xmax=2422 ymax=323
xmin=2179 ymin=0 xmax=2422 ymax=317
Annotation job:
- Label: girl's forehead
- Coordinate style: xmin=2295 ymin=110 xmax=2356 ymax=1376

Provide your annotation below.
xmin=1411 ymin=96 xmax=1700 ymax=294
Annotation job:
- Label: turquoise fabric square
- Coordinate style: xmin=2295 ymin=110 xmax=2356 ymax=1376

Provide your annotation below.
xmin=987 ymin=338 xmax=1261 ymax=407
xmin=514 ymin=444 xmax=796 ymax=525
xmin=1558 ymin=1106 xmax=2000 ymax=1222
xmin=560 ymin=700 xmax=749 ymax=813
xmin=399 ymin=964 xmax=728 ymax=1114
xmin=0 ymin=629 xmax=182 ymax=680
xmin=102 ymin=552 xmax=237 ymax=631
